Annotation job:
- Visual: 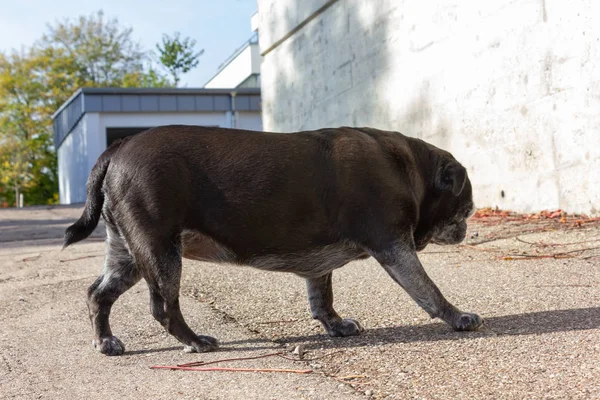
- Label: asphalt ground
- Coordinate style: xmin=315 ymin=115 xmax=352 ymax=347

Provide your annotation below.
xmin=1 ymin=205 xmax=599 ymax=399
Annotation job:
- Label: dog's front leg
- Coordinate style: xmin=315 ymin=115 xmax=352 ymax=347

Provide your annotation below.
xmin=306 ymin=273 xmax=364 ymax=337
xmin=372 ymin=241 xmax=483 ymax=331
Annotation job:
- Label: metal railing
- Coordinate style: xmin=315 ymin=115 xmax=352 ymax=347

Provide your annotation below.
xmin=216 ymin=31 xmax=259 ymax=71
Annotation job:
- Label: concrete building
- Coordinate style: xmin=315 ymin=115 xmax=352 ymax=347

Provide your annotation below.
xmin=52 ymin=88 xmax=261 ymax=204
xmin=53 ymin=15 xmax=265 ymax=205
xmin=257 ymin=0 xmax=600 ymax=215
xmin=204 ymin=12 xmax=261 ymax=89
xmin=204 ymin=32 xmax=261 ymax=89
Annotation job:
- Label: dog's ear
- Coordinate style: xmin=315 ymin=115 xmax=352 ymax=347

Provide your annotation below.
xmin=435 ymin=158 xmax=467 ymax=196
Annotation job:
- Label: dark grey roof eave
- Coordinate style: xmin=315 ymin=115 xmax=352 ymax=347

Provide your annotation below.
xmin=52 ymin=87 xmax=260 ymax=120
xmin=52 ymin=87 xmax=261 ymax=149
xmin=79 ymin=86 xmax=260 ymax=95
xmin=51 ymin=88 xmax=84 ymax=120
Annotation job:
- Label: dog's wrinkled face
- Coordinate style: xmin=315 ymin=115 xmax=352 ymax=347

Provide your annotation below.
xmin=413 ymin=152 xmax=475 ymax=251
xmin=430 ymin=195 xmax=475 ymax=246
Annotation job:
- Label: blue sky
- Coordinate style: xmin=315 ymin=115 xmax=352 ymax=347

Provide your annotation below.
xmin=0 ymin=0 xmax=258 ymax=87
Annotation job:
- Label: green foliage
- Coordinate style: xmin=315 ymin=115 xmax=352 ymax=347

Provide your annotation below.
xmin=122 ymin=66 xmax=172 ymax=88
xmin=42 ymin=10 xmax=160 ymax=88
xmin=0 ymin=10 xmax=172 ymax=207
xmin=0 ymin=136 xmax=30 ymax=207
xmin=0 ymin=49 xmax=62 ymax=206
xmin=156 ymin=32 xmax=204 ymax=86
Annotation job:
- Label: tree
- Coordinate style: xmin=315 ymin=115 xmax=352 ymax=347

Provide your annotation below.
xmin=0 ymin=10 xmax=171 ymax=206
xmin=0 ymin=48 xmax=62 ymax=206
xmin=156 ymin=32 xmax=204 ymax=86
xmin=41 ymin=10 xmax=171 ymax=88
xmin=0 ymin=136 xmax=31 ymax=207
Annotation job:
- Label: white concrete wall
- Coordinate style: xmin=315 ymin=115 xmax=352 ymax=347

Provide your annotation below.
xmin=236 ymin=111 xmax=263 ymax=131
xmin=58 ymin=114 xmax=103 ymax=204
xmin=258 ymin=0 xmax=600 ymax=215
xmin=98 ymin=112 xmax=229 ymax=132
xmin=250 ymin=44 xmax=261 ymax=76
xmin=57 ymin=117 xmax=84 ymax=204
xmin=58 ymin=111 xmax=254 ymax=204
xmin=257 ymin=0 xmax=331 ymax=51
xmin=251 ymin=12 xmax=259 ymax=32
xmin=84 ymin=113 xmax=104 ymax=182
xmin=204 ymin=44 xmax=261 ymax=88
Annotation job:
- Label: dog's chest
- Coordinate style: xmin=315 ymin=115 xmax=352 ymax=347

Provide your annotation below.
xmin=181 ymin=230 xmax=367 ymax=277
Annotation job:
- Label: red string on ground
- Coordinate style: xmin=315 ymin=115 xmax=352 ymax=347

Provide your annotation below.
xmin=150 ymin=365 xmax=312 ymax=374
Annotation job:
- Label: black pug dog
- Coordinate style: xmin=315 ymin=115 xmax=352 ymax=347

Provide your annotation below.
xmin=64 ymin=125 xmax=483 ymax=356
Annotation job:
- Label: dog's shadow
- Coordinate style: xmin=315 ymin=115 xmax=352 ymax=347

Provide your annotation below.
xmin=128 ymin=307 xmax=600 ymax=355
xmin=221 ymin=306 xmax=600 ymax=351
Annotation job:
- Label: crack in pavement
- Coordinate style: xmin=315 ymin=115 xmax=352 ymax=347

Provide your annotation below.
xmin=180 ymin=287 xmax=371 ymax=396
xmin=183 ymin=288 xmax=275 ymax=339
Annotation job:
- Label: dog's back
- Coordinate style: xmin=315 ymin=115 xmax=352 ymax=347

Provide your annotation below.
xmin=100 ymin=125 xmax=403 ymax=259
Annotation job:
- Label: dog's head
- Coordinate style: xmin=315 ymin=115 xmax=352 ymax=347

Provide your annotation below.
xmin=413 ymin=148 xmax=475 ymax=251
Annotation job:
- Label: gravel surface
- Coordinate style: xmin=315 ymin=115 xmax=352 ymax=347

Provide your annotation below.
xmin=1 ymin=206 xmax=599 ymax=399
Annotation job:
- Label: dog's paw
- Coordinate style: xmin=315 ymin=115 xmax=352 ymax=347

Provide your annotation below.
xmin=183 ymin=335 xmax=219 ymax=353
xmin=327 ymin=318 xmax=364 ymax=337
xmin=452 ymin=312 xmax=484 ymax=331
xmin=93 ymin=336 xmax=125 ymax=356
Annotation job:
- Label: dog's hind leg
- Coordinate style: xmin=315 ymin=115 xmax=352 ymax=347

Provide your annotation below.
xmin=141 ymin=236 xmax=219 ymax=353
xmin=87 ymin=224 xmax=141 ymax=355
xmin=306 ymin=273 xmax=364 ymax=337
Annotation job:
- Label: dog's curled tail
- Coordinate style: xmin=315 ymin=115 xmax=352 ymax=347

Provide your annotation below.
xmin=63 ymin=139 xmax=126 ymax=249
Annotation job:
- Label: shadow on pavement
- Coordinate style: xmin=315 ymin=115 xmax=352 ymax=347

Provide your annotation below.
xmin=276 ymin=306 xmax=600 ymax=350
xmin=0 ymin=219 xmax=105 ymax=245
xmin=0 ymin=218 xmax=76 ymax=228
xmin=134 ymin=307 xmax=600 ymax=356
xmin=125 ymin=346 xmax=185 ymax=356
xmin=125 ymin=343 xmax=282 ymax=356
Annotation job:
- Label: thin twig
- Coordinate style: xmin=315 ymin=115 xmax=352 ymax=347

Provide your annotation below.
xmin=421 ymin=250 xmax=460 ymax=254
xmin=516 ymin=236 xmax=600 ymax=248
xmin=469 ymin=228 xmax=557 ymax=246
xmin=500 ymin=246 xmax=600 ymax=260
xmin=332 ymin=378 xmax=373 ymax=386
xmin=256 ymin=319 xmax=299 ymax=325
xmin=277 ymin=349 xmax=345 ymax=362
xmin=557 ymin=238 xmax=600 ymax=246
xmin=177 ymin=349 xmax=346 ymax=369
xmin=459 ymin=244 xmax=501 ymax=253
xmin=336 ymin=374 xmax=368 ymax=380
xmin=534 ymin=284 xmax=594 ymax=288
xmin=177 ymin=352 xmax=283 ymax=368
xmin=468 ymin=237 xmax=511 ymax=246
xmin=329 ymin=374 xmax=371 ymax=386
xmin=59 ymin=254 xmax=102 ymax=263
xmin=542 ymin=246 xmax=599 ymax=256
xmin=501 ymin=254 xmax=573 ymax=260
xmin=150 ymin=365 xmax=312 ymax=374
xmin=515 ymin=237 xmax=536 ymax=245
